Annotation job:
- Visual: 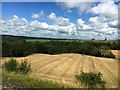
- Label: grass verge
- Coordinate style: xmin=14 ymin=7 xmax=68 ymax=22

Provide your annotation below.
xmin=2 ymin=71 xmax=72 ymax=89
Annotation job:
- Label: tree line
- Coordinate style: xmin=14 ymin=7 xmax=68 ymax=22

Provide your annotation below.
xmin=2 ymin=36 xmax=119 ymax=58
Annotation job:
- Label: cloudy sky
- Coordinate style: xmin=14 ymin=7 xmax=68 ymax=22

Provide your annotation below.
xmin=1 ymin=1 xmax=119 ymax=39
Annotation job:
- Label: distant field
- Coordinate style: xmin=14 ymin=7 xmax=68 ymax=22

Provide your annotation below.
xmin=26 ymin=39 xmax=51 ymax=42
xmin=25 ymin=39 xmax=82 ymax=42
xmin=25 ymin=39 xmax=117 ymax=43
xmin=2 ymin=53 xmax=118 ymax=88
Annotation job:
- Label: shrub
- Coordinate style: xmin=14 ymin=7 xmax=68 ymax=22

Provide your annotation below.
xmin=17 ymin=59 xmax=31 ymax=74
xmin=3 ymin=58 xmax=31 ymax=74
xmin=4 ymin=58 xmax=18 ymax=72
xmin=98 ymin=45 xmax=115 ymax=58
xmin=75 ymin=71 xmax=106 ymax=89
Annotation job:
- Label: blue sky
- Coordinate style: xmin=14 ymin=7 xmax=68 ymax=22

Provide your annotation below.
xmin=1 ymin=1 xmax=119 ymax=39
xmin=2 ymin=2 xmax=96 ymax=23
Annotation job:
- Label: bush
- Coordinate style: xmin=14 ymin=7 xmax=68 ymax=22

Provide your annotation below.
xmin=17 ymin=59 xmax=31 ymax=74
xmin=75 ymin=71 xmax=106 ymax=89
xmin=4 ymin=58 xmax=18 ymax=72
xmin=3 ymin=58 xmax=31 ymax=74
xmin=98 ymin=45 xmax=115 ymax=58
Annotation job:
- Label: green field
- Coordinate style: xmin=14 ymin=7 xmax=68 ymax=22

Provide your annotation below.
xmin=26 ymin=38 xmax=118 ymax=43
xmin=26 ymin=39 xmax=51 ymax=42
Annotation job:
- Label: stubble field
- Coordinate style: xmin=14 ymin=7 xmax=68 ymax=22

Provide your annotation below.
xmin=2 ymin=53 xmax=118 ymax=88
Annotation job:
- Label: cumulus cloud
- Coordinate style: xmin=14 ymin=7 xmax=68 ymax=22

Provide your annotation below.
xmin=1 ymin=15 xmax=29 ymax=36
xmin=77 ymin=19 xmax=85 ymax=25
xmin=88 ymin=15 xmax=118 ymax=39
xmin=21 ymin=18 xmax=28 ymax=24
xmin=31 ymin=10 xmax=45 ymax=19
xmin=48 ymin=12 xmax=71 ymax=26
xmin=1 ymin=8 xmax=119 ymax=40
xmin=29 ymin=20 xmax=49 ymax=30
xmin=57 ymin=2 xmax=95 ymax=15
xmin=76 ymin=18 xmax=92 ymax=31
xmin=77 ymin=2 xmax=94 ymax=15
xmin=1 ymin=1 xmax=119 ymax=39
xmin=108 ymin=20 xmax=118 ymax=28
xmin=89 ymin=1 xmax=118 ymax=20
xmin=1 ymin=15 xmax=76 ymax=38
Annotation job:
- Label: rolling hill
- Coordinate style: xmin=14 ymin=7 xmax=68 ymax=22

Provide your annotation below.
xmin=2 ymin=53 xmax=118 ymax=88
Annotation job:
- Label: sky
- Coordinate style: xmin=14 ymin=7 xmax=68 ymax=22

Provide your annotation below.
xmin=1 ymin=1 xmax=119 ymax=40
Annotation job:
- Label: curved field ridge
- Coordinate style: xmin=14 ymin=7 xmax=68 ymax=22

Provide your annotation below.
xmin=2 ymin=53 xmax=118 ymax=88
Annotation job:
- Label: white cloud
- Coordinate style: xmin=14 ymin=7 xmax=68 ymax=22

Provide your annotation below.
xmin=13 ymin=15 xmax=19 ymax=19
xmin=89 ymin=16 xmax=100 ymax=23
xmin=31 ymin=10 xmax=45 ymax=19
xmin=57 ymin=1 xmax=119 ymax=39
xmin=1 ymin=15 xmax=29 ymax=36
xmin=77 ymin=2 xmax=94 ymax=15
xmin=83 ymin=25 xmax=92 ymax=30
xmin=89 ymin=15 xmax=118 ymax=28
xmin=57 ymin=2 xmax=95 ymax=15
xmin=88 ymin=15 xmax=118 ymax=39
xmin=89 ymin=1 xmax=118 ymax=19
xmin=21 ymin=18 xmax=28 ymax=24
xmin=48 ymin=12 xmax=71 ymax=26
xmin=29 ymin=20 xmax=50 ymax=31
xmin=31 ymin=14 xmax=39 ymax=19
xmin=108 ymin=20 xmax=118 ymax=28
xmin=1 ymin=11 xmax=119 ymax=40
xmin=77 ymin=19 xmax=85 ymax=25
xmin=77 ymin=18 xmax=92 ymax=30
xmin=48 ymin=12 xmax=56 ymax=19
xmin=57 ymin=2 xmax=78 ymax=9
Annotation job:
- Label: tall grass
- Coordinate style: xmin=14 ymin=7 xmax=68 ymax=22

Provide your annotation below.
xmin=2 ymin=71 xmax=71 ymax=88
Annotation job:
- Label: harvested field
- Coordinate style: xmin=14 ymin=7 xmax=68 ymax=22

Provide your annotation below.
xmin=111 ymin=50 xmax=120 ymax=59
xmin=2 ymin=53 xmax=118 ymax=88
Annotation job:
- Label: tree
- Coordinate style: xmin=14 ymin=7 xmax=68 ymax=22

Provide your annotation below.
xmin=105 ymin=38 xmax=107 ymax=41
xmin=12 ymin=40 xmax=26 ymax=57
xmin=2 ymin=40 xmax=13 ymax=57
xmin=91 ymin=38 xmax=95 ymax=40
xmin=89 ymin=46 xmax=101 ymax=56
xmin=75 ymin=71 xmax=106 ymax=89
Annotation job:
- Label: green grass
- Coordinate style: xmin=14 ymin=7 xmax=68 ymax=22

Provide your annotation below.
xmin=2 ymin=71 xmax=72 ymax=88
xmin=26 ymin=39 xmax=50 ymax=42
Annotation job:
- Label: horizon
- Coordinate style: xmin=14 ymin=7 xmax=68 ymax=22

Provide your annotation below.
xmin=2 ymin=34 xmax=120 ymax=40
xmin=1 ymin=1 xmax=119 ymax=40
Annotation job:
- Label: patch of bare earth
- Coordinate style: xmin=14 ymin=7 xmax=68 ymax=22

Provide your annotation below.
xmin=2 ymin=53 xmax=118 ymax=88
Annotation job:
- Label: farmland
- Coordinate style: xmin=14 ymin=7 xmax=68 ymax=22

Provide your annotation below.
xmin=2 ymin=35 xmax=119 ymax=88
xmin=2 ymin=53 xmax=118 ymax=88
xmin=111 ymin=50 xmax=120 ymax=59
